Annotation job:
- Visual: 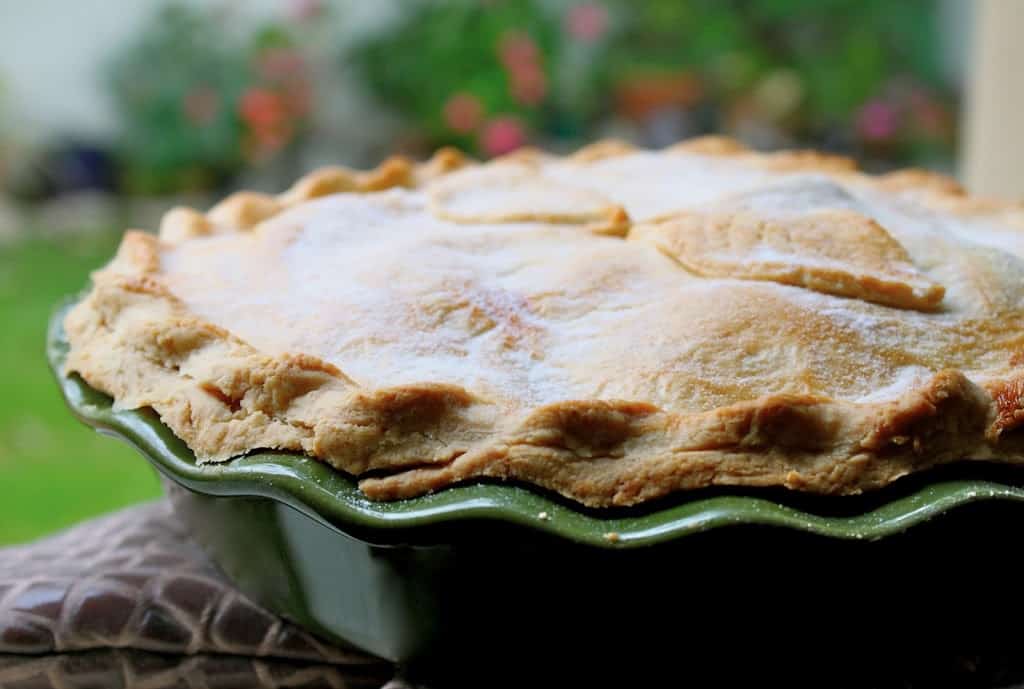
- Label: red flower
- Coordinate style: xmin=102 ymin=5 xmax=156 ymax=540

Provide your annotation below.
xmin=498 ymin=31 xmax=539 ymax=71
xmin=182 ymin=86 xmax=220 ymax=125
xmin=565 ymin=3 xmax=609 ymax=42
xmin=238 ymin=88 xmax=296 ymax=161
xmin=479 ymin=116 xmax=527 ymax=157
xmin=496 ymin=30 xmax=547 ymax=107
xmin=443 ymin=92 xmax=484 ymax=133
xmin=510 ymin=64 xmax=547 ymax=106
xmin=239 ymin=88 xmax=288 ymax=129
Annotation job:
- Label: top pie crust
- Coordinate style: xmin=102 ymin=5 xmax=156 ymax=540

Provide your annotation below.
xmin=64 ymin=137 xmax=1024 ymax=507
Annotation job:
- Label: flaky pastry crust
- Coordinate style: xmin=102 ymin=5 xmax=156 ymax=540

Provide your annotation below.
xmin=65 ymin=138 xmax=1024 ymax=507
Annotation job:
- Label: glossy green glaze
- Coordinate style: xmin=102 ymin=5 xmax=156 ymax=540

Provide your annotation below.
xmin=47 ymin=299 xmax=1024 ymax=546
xmin=162 ymin=482 xmax=448 ymax=661
xmin=156 ymin=481 xmax=1024 ymax=673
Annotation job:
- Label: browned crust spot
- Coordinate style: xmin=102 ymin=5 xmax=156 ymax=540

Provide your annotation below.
xmin=987 ymin=375 xmax=1024 ymax=439
xmin=112 ymin=231 xmax=162 ymax=274
xmin=668 ymin=135 xmax=750 ymax=156
xmin=414 ymin=146 xmax=474 ymax=184
xmin=569 ymin=139 xmax=639 ymax=162
xmin=159 ymin=207 xmax=212 ymax=243
xmin=860 ymin=370 xmax=989 ymax=451
xmin=279 ymin=156 xmax=414 ymax=206
xmin=208 ymin=192 xmax=283 ymax=230
xmin=492 ymin=146 xmax=551 ymax=167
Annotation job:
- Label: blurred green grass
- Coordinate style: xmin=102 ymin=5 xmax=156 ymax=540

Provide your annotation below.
xmin=0 ymin=232 xmax=161 ymax=545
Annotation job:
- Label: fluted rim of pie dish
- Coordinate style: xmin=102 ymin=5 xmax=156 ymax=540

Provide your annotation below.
xmin=48 ymin=298 xmax=1024 ymax=548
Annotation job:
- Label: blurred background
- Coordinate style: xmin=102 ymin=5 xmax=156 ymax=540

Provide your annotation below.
xmin=0 ymin=0 xmax=996 ymax=543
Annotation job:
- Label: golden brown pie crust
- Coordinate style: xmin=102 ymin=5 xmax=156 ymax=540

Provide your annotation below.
xmin=64 ymin=138 xmax=1024 ymax=507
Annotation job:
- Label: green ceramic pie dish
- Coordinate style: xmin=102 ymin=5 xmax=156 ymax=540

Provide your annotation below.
xmin=46 ymin=298 xmax=1024 ymax=666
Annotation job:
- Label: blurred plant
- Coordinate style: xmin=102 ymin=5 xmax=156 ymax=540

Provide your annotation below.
xmin=604 ymin=0 xmax=956 ymax=163
xmin=352 ymin=0 xmax=954 ymax=167
xmin=107 ymin=4 xmax=313 ymax=195
xmin=351 ymin=0 xmax=618 ymax=157
xmin=852 ymin=78 xmax=955 ymax=164
xmin=243 ymin=24 xmax=315 ymax=163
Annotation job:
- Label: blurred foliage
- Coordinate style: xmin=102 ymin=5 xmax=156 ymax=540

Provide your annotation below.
xmin=9 ymin=0 xmax=957 ymax=197
xmin=352 ymin=0 xmax=955 ymax=164
xmin=611 ymin=0 xmax=940 ymax=112
xmin=353 ymin=0 xmax=618 ymax=156
xmin=609 ymin=0 xmax=955 ymax=159
xmin=107 ymin=4 xmax=314 ymax=194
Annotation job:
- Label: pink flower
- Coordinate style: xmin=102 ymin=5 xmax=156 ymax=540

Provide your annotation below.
xmin=443 ymin=92 xmax=484 ymax=134
xmin=855 ymin=100 xmax=900 ymax=142
xmin=182 ymin=86 xmax=220 ymax=125
xmin=510 ymin=65 xmax=547 ymax=106
xmin=479 ymin=116 xmax=527 ymax=157
xmin=498 ymin=31 xmax=539 ymax=71
xmin=565 ymin=3 xmax=609 ymax=42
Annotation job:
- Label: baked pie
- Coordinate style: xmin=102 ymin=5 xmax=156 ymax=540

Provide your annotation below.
xmin=63 ymin=137 xmax=1024 ymax=507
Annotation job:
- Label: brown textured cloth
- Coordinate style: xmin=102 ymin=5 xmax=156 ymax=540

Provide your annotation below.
xmin=0 ymin=651 xmax=398 ymax=689
xmin=0 ymin=501 xmax=397 ymax=688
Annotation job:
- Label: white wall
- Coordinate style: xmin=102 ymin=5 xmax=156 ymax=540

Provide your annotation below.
xmin=0 ymin=0 xmax=393 ymax=144
xmin=962 ymin=0 xmax=1024 ymax=197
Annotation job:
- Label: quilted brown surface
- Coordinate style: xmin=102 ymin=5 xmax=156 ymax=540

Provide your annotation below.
xmin=0 ymin=500 xmax=378 ymax=666
xmin=0 ymin=651 xmax=397 ymax=689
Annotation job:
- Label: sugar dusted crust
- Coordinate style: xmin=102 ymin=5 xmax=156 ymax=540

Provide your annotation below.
xmin=65 ymin=137 xmax=1024 ymax=507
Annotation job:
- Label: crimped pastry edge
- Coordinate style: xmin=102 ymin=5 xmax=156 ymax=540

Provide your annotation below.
xmin=156 ymin=136 xmax=1024 ymax=245
xmin=63 ymin=138 xmax=1024 ymax=507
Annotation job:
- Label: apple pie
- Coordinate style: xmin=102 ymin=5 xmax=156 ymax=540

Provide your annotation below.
xmin=63 ymin=137 xmax=1024 ymax=507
